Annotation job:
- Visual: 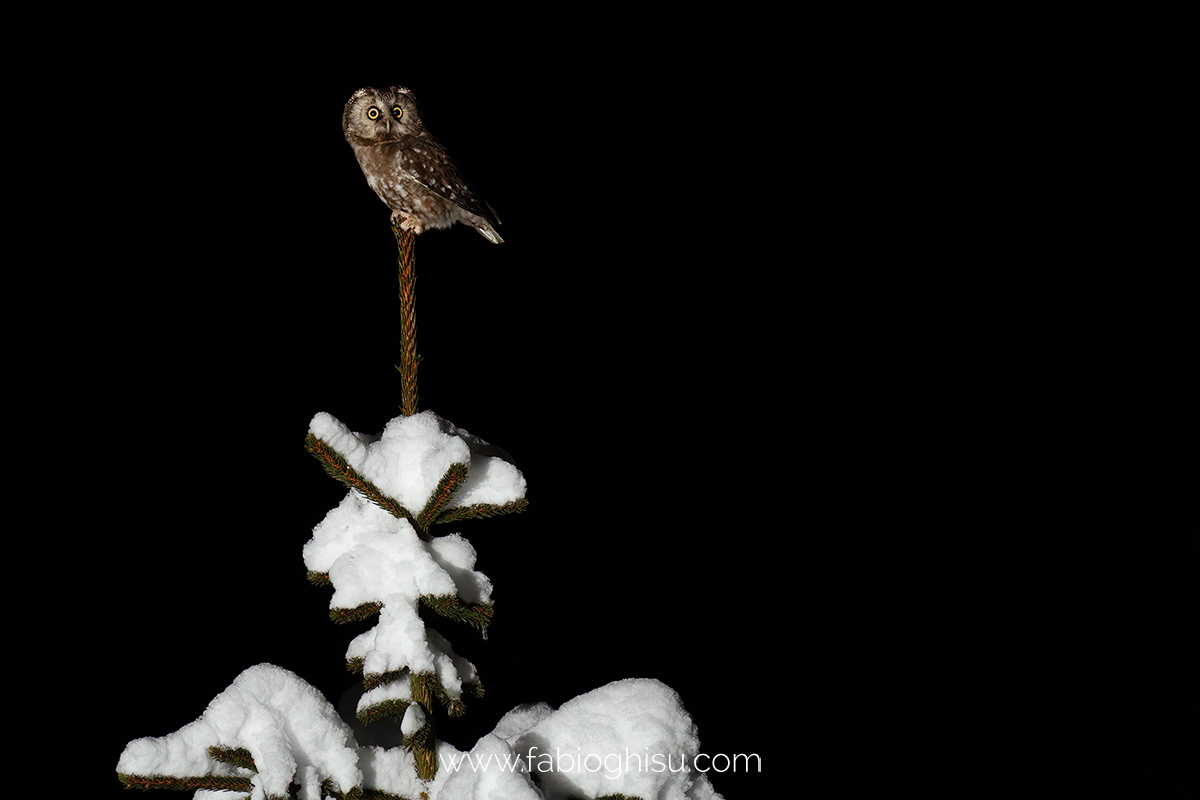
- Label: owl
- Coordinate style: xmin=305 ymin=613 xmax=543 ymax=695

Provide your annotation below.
xmin=343 ymin=86 xmax=503 ymax=244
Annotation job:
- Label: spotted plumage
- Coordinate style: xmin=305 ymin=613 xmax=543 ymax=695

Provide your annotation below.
xmin=343 ymin=85 xmax=503 ymax=243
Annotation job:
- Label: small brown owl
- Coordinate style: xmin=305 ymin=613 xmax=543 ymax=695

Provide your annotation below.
xmin=343 ymin=86 xmax=503 ymax=244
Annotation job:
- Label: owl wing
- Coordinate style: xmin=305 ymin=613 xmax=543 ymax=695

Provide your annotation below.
xmin=382 ymin=137 xmax=500 ymax=226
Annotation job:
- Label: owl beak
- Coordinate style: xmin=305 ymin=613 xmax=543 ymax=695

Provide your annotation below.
xmin=385 ymin=119 xmax=391 ymax=134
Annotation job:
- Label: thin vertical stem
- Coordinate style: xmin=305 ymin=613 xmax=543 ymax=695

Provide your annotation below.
xmin=393 ymin=222 xmax=420 ymax=416
xmin=410 ymin=673 xmax=437 ymax=781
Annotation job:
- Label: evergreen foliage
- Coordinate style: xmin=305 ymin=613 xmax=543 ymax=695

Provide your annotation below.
xmin=302 ymin=224 xmax=520 ymax=782
xmin=304 ymin=432 xmax=416 ymax=524
xmin=117 ymin=221 xmax=527 ymax=797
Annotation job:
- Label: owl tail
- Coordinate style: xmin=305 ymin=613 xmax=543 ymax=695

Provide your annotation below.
xmin=474 ymin=201 xmax=503 ymax=244
xmin=474 ymin=221 xmax=504 ymax=244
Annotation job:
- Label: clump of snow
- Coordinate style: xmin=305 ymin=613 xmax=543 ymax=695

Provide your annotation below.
xmin=401 ymin=702 xmax=427 ymax=736
xmin=428 ymin=532 xmax=493 ymax=605
xmin=492 ymin=702 xmax=555 ymax=741
xmin=510 ymin=678 xmax=723 ymax=800
xmin=348 ymin=616 xmax=478 ymax=717
xmin=305 ymin=492 xmax=493 ymax=609
xmin=308 ymin=410 xmax=526 ymax=513
xmin=117 ymin=664 xmax=361 ymax=800
xmin=433 ymin=680 xmax=725 ymax=800
xmin=439 ymin=733 xmax=543 ymax=800
xmin=359 ymin=740 xmax=462 ymax=800
xmin=303 ymin=490 xmax=486 ymax=700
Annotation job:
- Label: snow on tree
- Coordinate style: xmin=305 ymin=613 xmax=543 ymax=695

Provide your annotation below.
xmin=513 ymin=679 xmax=723 ymax=800
xmin=303 ymin=407 xmax=526 ymax=779
xmin=304 ymin=410 xmax=527 ymax=532
xmin=116 ymin=664 xmax=362 ymax=799
xmin=116 ymin=163 xmax=727 ymax=799
xmin=440 ymin=679 xmax=724 ymax=800
xmin=117 ymin=668 xmax=720 ymax=800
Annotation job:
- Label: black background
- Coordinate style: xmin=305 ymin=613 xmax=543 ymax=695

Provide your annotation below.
xmin=29 ymin=6 xmax=1154 ymax=798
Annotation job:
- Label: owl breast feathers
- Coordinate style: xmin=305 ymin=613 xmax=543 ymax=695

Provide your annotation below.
xmin=343 ymin=85 xmax=503 ymax=244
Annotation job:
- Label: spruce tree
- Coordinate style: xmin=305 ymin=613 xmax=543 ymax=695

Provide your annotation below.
xmin=303 ymin=224 xmax=527 ymax=781
xmin=117 ymin=221 xmax=527 ymax=798
xmin=116 ymin=120 xmax=723 ymax=800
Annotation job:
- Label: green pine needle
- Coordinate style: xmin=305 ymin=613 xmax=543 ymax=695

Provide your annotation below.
xmin=363 ymin=667 xmax=409 ymax=692
xmin=321 ymin=780 xmax=366 ymax=800
xmin=330 ymin=602 xmax=384 ymax=624
xmin=118 ymin=773 xmax=254 ymax=793
xmin=401 ymin=715 xmax=434 ymax=752
xmin=433 ymin=498 xmax=529 ymax=525
xmin=361 ymin=788 xmax=412 ymax=800
xmin=356 ymin=697 xmax=411 ymax=726
xmin=416 ymin=462 xmax=468 ymax=530
xmin=208 ymin=745 xmax=256 ymax=771
xmin=305 ymin=434 xmax=414 ymax=523
xmin=420 ymin=594 xmax=494 ymax=629
xmin=407 ymin=670 xmax=483 ymax=718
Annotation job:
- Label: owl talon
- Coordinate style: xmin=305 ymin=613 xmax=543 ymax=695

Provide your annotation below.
xmin=391 ymin=211 xmax=424 ymax=235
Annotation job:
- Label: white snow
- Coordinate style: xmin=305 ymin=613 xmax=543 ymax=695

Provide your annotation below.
xmin=355 ymin=675 xmax=412 ymax=710
xmin=344 ymin=606 xmax=477 ymax=699
xmin=358 ymin=740 xmax=462 ymax=799
xmin=309 ymin=495 xmax=460 ymax=608
xmin=120 ymin=409 xmax=726 ymax=799
xmin=438 ymin=679 xmax=724 ymax=800
xmin=304 ymin=490 xmax=486 ymax=696
xmin=308 ymin=410 xmax=526 ymax=514
xmin=511 ymin=678 xmax=723 ymax=800
xmin=302 ymin=410 xmax=515 ymax=714
xmin=439 ymin=733 xmax=543 ymax=800
xmin=400 ymin=702 xmax=427 ymax=736
xmin=116 ymin=664 xmax=362 ymax=800
xmin=428 ymin=532 xmax=493 ymax=605
xmin=118 ymin=668 xmax=724 ymax=800
xmin=492 ymin=702 xmax=555 ymax=740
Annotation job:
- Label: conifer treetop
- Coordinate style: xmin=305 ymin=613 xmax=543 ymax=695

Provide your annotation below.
xmin=303 ymin=406 xmax=524 ymax=776
xmin=307 ymin=410 xmax=527 ymax=529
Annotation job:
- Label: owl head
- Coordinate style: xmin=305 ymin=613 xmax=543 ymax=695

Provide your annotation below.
xmin=343 ymin=85 xmax=423 ymax=145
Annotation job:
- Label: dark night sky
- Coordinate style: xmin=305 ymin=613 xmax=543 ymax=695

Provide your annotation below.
xmin=38 ymin=7 xmax=1152 ymax=798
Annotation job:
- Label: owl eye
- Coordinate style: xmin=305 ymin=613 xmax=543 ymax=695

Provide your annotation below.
xmin=366 ymin=106 xmax=381 ymax=120
xmin=391 ymin=106 xmax=404 ymax=120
